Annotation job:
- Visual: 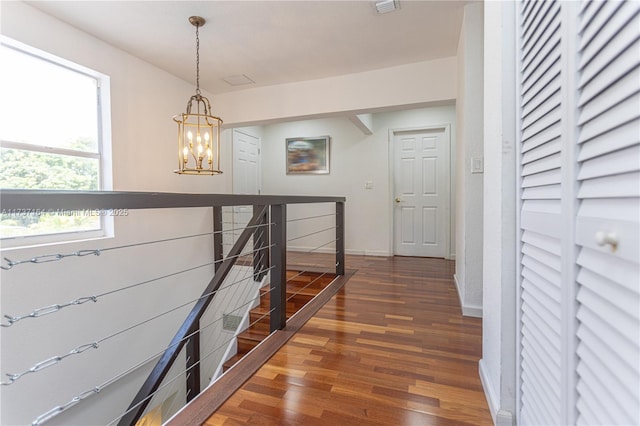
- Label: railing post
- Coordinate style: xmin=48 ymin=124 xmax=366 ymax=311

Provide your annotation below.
xmin=336 ymin=201 xmax=345 ymax=276
xmin=270 ymin=204 xmax=287 ymax=332
xmin=185 ymin=326 xmax=200 ymax=403
xmin=253 ymin=205 xmax=269 ymax=281
xmin=213 ymin=206 xmax=223 ymax=271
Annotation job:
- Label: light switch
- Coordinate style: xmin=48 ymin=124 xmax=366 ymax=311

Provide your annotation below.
xmin=471 ymin=157 xmax=484 ymax=174
xmin=364 ymin=180 xmax=374 ymax=189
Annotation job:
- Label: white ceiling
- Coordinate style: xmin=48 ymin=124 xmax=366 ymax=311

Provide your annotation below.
xmin=26 ymin=1 xmax=469 ymax=95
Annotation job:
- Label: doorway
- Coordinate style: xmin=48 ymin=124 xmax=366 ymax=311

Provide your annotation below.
xmin=231 ymin=129 xmax=261 ymax=250
xmin=392 ymin=126 xmax=451 ymax=258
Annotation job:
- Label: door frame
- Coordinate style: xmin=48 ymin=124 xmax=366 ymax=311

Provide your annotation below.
xmin=388 ymin=124 xmax=453 ymax=259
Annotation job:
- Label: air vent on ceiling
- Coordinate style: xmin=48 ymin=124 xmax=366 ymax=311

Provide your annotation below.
xmin=374 ymin=0 xmax=399 ymax=14
xmin=222 ymin=74 xmax=255 ymax=86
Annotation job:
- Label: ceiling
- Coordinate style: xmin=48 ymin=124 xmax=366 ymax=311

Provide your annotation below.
xmin=26 ymin=1 xmax=469 ymax=95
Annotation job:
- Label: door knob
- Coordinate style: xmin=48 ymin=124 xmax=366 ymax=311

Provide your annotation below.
xmin=595 ymin=231 xmax=618 ymax=252
xmin=395 ymin=197 xmax=402 ymax=203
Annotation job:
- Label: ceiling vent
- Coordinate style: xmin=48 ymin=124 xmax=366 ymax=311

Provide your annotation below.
xmin=374 ymin=0 xmax=400 ymax=14
xmin=222 ymin=74 xmax=255 ymax=86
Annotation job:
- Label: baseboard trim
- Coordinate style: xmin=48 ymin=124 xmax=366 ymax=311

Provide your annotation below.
xmin=479 ymin=359 xmax=498 ymax=423
xmin=462 ymin=304 xmax=483 ymax=318
xmin=453 ymin=273 xmax=464 ymax=306
xmin=453 ymin=274 xmax=482 ymax=318
xmin=479 ymin=359 xmax=515 ymax=426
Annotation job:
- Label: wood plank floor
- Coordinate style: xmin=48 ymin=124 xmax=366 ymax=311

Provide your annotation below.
xmin=205 ymin=255 xmax=492 ymax=425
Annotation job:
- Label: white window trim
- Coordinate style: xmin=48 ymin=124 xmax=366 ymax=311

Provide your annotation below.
xmin=0 ymin=36 xmax=113 ymax=249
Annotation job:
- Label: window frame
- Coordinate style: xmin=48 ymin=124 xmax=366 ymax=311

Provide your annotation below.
xmin=0 ymin=36 xmax=113 ymax=249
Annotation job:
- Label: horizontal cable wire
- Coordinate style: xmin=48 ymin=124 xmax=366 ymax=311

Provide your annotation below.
xmin=2 ymin=221 xmax=271 ymax=271
xmin=1 ymin=262 xmax=214 ymax=328
xmin=25 ymin=209 xmax=339 ymax=424
xmin=2 ymin=260 xmax=274 ymax=386
xmin=286 ymin=213 xmax=336 ymax=223
xmin=1 ymin=241 xmax=274 ymax=328
xmin=109 ymin=256 xmax=271 ymax=425
xmin=0 ymin=232 xmax=214 ymax=271
xmin=105 ymin=304 xmax=277 ymax=426
xmin=31 ymin=282 xmax=273 ymax=426
xmin=286 ymin=225 xmax=336 ymax=243
xmin=286 ymin=239 xmax=338 ymax=265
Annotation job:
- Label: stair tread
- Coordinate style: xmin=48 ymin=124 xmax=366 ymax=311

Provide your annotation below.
xmin=224 ymin=270 xmax=336 ymax=373
xmin=237 ymin=327 xmax=269 ymax=342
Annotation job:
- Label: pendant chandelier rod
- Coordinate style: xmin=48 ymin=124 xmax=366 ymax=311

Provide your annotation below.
xmin=190 ymin=16 xmax=204 ymax=96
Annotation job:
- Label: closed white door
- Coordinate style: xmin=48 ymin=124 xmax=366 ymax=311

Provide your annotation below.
xmin=393 ymin=128 xmax=449 ymax=257
xmin=231 ymin=130 xmax=261 ymax=249
xmin=232 ymin=129 xmax=260 ymax=195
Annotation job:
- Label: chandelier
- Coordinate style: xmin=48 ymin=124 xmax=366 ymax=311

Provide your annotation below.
xmin=173 ymin=16 xmax=223 ymax=175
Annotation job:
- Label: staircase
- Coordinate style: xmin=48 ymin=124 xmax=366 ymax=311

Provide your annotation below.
xmin=222 ymin=270 xmax=337 ymax=371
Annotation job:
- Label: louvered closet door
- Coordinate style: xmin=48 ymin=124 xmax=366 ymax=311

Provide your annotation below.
xmin=518 ymin=1 xmax=564 ymax=424
xmin=575 ymin=1 xmax=640 ymax=424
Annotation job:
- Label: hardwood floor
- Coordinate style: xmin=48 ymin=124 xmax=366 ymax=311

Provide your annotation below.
xmin=200 ymin=255 xmax=492 ymax=425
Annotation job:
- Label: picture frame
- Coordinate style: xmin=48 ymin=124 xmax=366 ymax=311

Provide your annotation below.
xmin=286 ymin=136 xmax=330 ymax=174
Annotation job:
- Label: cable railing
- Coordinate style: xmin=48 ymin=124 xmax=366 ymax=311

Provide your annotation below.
xmin=0 ymin=190 xmax=345 ymax=426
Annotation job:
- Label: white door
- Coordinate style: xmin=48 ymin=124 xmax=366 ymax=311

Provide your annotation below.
xmin=393 ymin=128 xmax=449 ymax=257
xmin=231 ymin=130 xmax=261 ymax=250
xmin=232 ymin=129 xmax=260 ymax=195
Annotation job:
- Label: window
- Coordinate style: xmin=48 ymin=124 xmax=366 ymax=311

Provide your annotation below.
xmin=0 ymin=37 xmax=112 ymax=245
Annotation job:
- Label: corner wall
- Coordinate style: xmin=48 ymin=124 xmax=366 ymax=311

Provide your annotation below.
xmin=455 ymin=3 xmax=484 ymax=317
xmin=479 ymin=2 xmax=517 ymax=424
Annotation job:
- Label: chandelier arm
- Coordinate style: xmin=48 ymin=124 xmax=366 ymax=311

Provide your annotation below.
xmin=203 ymin=97 xmax=213 ymax=117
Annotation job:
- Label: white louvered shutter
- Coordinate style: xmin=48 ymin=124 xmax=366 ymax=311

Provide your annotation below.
xmin=517 ymin=0 xmax=640 ymax=424
xmin=518 ymin=1 xmax=564 ymax=424
xmin=575 ymin=1 xmax=640 ymax=424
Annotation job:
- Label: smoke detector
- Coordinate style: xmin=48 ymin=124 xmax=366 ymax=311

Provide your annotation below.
xmin=374 ymin=0 xmax=400 ymax=14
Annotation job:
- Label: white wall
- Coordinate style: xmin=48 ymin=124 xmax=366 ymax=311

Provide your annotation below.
xmin=454 ymin=3 xmax=484 ymax=318
xmin=1 ymin=4 xmax=233 ymax=193
xmin=258 ymin=105 xmax=456 ymax=257
xmin=217 ymin=58 xmax=457 ymax=127
xmin=0 ymin=2 xmax=233 ymax=425
xmin=479 ymin=2 xmax=517 ymax=425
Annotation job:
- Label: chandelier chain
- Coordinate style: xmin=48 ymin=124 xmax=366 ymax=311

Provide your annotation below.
xmin=195 ymin=23 xmax=201 ymax=95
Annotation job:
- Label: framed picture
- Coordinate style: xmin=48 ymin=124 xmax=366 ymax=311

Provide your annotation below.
xmin=286 ymin=136 xmax=330 ymax=174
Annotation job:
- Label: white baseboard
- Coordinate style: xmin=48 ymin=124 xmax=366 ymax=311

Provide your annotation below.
xmin=479 ymin=359 xmax=498 ymax=423
xmin=454 ymin=273 xmax=464 ymax=304
xmin=454 ymin=274 xmax=482 ymax=318
xmin=462 ymin=304 xmax=483 ymax=318
xmin=479 ymin=359 xmax=515 ymax=426
xmin=496 ymin=410 xmax=515 ymax=426
xmin=344 ymin=248 xmax=390 ymax=257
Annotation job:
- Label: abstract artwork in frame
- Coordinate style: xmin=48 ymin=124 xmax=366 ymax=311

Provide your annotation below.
xmin=286 ymin=136 xmax=330 ymax=174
